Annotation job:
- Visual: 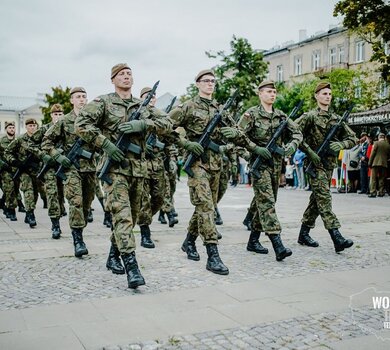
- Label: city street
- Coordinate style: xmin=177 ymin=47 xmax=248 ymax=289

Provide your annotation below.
xmin=0 ymin=179 xmax=389 ymax=350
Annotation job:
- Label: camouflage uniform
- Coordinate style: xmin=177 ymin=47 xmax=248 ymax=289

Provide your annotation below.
xmin=296 ymin=108 xmax=357 ymax=229
xmin=0 ymin=135 xmax=18 ymax=212
xmin=160 ymin=145 xmax=178 ymax=215
xmin=74 ymin=93 xmax=172 ymax=254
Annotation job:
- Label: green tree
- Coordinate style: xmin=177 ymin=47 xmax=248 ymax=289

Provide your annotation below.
xmin=334 ymin=0 xmax=390 ymax=82
xmin=40 ymin=86 xmax=72 ymax=124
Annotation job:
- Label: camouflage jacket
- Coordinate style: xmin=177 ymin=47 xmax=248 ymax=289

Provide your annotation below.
xmin=295 ymin=108 xmax=357 ymax=170
xmin=42 ymin=110 xmax=97 ymax=173
xmin=0 ymin=135 xmax=15 ymax=172
xmin=236 ymin=104 xmax=302 ymax=166
xmin=168 ymin=95 xmax=235 ymax=172
xmin=74 ymin=93 xmax=172 ymax=178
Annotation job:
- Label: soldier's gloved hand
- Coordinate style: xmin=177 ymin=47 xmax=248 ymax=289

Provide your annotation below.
xmin=253 ymin=146 xmax=272 ymax=160
xmin=306 ymin=147 xmax=321 ymax=166
xmin=220 ymin=127 xmax=239 ymax=139
xmin=42 ymin=154 xmax=54 ymax=165
xmin=102 ymin=138 xmax=125 ymax=162
xmin=231 ymin=165 xmax=238 ymax=176
xmin=329 ymin=141 xmax=344 ymax=155
xmin=219 ymin=145 xmax=228 ymax=155
xmin=118 ymin=120 xmax=146 ymax=134
xmin=283 ymin=143 xmax=296 ymax=157
xmin=183 ymin=141 xmax=204 ymax=156
xmin=55 ymin=154 xmax=72 ymax=168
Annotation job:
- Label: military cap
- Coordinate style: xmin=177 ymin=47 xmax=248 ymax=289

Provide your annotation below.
xmin=5 ymin=121 xmax=15 ymax=129
xmin=50 ymin=103 xmax=63 ymax=113
xmin=25 ymin=118 xmax=37 ymax=125
xmin=360 ymin=132 xmax=368 ymax=138
xmin=258 ymin=80 xmax=276 ymax=90
xmin=195 ymin=69 xmax=215 ymax=82
xmin=111 ymin=63 xmax=131 ymax=79
xmin=315 ymin=81 xmax=331 ymax=93
xmin=70 ymin=86 xmax=86 ymax=95
xmin=140 ymin=87 xmax=152 ymax=98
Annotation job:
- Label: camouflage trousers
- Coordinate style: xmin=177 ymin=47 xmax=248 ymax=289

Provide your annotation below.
xmin=251 ymin=165 xmax=282 ymax=235
xmin=20 ymin=173 xmax=38 ymax=211
xmin=187 ymin=162 xmax=221 ymax=244
xmin=103 ymin=173 xmax=144 ymax=254
xmin=138 ymin=168 xmax=166 ymax=226
xmin=1 ymin=171 xmax=17 ymax=209
xmin=44 ymin=168 xmax=65 ymax=219
xmin=302 ymin=167 xmax=340 ymax=230
xmin=95 ymin=176 xmax=104 ymax=202
xmin=63 ymin=169 xmax=95 ymax=229
xmin=217 ymin=161 xmax=229 ymax=204
xmin=161 ymin=169 xmax=176 ymax=213
xmin=369 ymin=166 xmax=387 ymax=196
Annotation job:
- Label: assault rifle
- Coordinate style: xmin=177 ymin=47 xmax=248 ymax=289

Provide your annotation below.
xmin=98 ymin=81 xmax=160 ymax=185
xmin=12 ymin=154 xmax=40 ymax=180
xmin=183 ymin=89 xmax=239 ymax=178
xmin=250 ymin=100 xmax=303 ymax=179
xmin=305 ymin=103 xmax=354 ymax=179
xmin=0 ymin=158 xmax=11 ymax=173
xmin=55 ymin=138 xmax=93 ymax=181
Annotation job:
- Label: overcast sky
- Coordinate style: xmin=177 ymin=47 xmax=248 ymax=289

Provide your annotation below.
xmin=0 ymin=0 xmax=340 ymax=101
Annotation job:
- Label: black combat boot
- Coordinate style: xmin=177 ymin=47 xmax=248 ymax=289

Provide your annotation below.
xmin=205 ymin=243 xmax=229 ymax=275
xmin=267 ymin=234 xmax=292 ymax=261
xmin=106 ymin=244 xmax=125 ymax=274
xmin=172 ymin=208 xmax=178 ymax=217
xmin=51 ymin=218 xmax=61 ymax=239
xmin=216 ymin=229 xmax=222 ymax=240
xmin=158 ymin=210 xmax=167 ymax=224
xmin=17 ymin=200 xmax=26 ymax=213
xmin=71 ymin=228 xmax=88 ymax=257
xmin=103 ymin=211 xmax=112 ymax=228
xmin=24 ymin=211 xmax=30 ymax=224
xmin=121 ymin=252 xmax=145 ymax=289
xmin=4 ymin=208 xmax=11 ymax=219
xmin=247 ymin=231 xmax=268 ymax=254
xmin=181 ymin=233 xmax=200 ymax=261
xmin=242 ymin=210 xmax=253 ymax=231
xmin=214 ymin=207 xmax=223 ymax=225
xmin=0 ymin=196 xmax=4 ymax=210
xmin=87 ymin=209 xmax=93 ymax=223
xmin=8 ymin=208 xmax=17 ymax=221
xmin=167 ymin=210 xmax=178 ymax=228
xmin=328 ymin=228 xmax=353 ymax=253
xmin=27 ymin=210 xmax=37 ymax=228
xmin=297 ymin=224 xmax=319 ymax=247
xmin=140 ymin=225 xmax=155 ymax=249
xmin=42 ymin=197 xmax=47 ymax=209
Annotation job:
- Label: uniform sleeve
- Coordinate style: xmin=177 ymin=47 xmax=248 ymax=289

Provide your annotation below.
xmin=295 ymin=113 xmax=312 ymax=153
xmin=167 ymin=105 xmax=189 ymax=145
xmin=41 ymin=122 xmax=64 ymax=158
xmin=4 ymin=138 xmax=19 ymax=164
xmin=286 ymin=119 xmax=303 ymax=149
xmin=338 ymin=122 xmax=358 ymax=149
xmin=235 ymin=111 xmax=258 ymax=151
xmin=145 ymin=106 xmax=173 ymax=136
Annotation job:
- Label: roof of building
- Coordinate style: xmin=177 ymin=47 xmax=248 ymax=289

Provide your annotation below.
xmin=349 ymin=103 xmax=390 ymax=125
xmin=155 ymin=92 xmax=179 ymax=111
xmin=0 ymin=96 xmax=43 ymax=112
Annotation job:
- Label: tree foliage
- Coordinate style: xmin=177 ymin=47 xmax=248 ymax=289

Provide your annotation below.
xmin=40 ymin=86 xmax=72 ymax=124
xmin=334 ymin=0 xmax=390 ymax=82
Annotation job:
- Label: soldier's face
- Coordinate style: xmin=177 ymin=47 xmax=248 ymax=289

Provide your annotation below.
xmin=71 ymin=92 xmax=88 ymax=110
xmin=315 ymin=88 xmax=332 ymax=106
xmin=112 ymin=69 xmax=133 ymax=90
xmin=51 ymin=112 xmax=63 ymax=123
xmin=6 ymin=125 xmax=15 ymax=136
xmin=26 ymin=124 xmax=37 ymax=136
xmin=258 ymin=87 xmax=277 ymax=105
xmin=196 ymin=74 xmax=216 ymax=97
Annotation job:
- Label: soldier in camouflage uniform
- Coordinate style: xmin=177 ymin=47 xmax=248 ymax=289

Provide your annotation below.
xmin=42 ymin=87 xmax=96 ymax=257
xmin=5 ymin=118 xmax=42 ymax=227
xmin=221 ymin=80 xmax=302 ymax=261
xmin=0 ymin=121 xmax=18 ymax=221
xmin=168 ymin=69 xmax=235 ymax=275
xmin=74 ymin=64 xmax=172 ymax=289
xmin=295 ymin=82 xmax=356 ymax=253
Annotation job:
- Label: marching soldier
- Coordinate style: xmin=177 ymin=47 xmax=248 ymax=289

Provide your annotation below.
xmin=75 ymin=64 xmax=172 ymax=289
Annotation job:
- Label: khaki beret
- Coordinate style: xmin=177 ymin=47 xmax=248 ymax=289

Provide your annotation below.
xmin=140 ymin=87 xmax=152 ymax=98
xmin=25 ymin=118 xmax=37 ymax=126
xmin=50 ymin=103 xmax=63 ymax=113
xmin=315 ymin=81 xmax=331 ymax=93
xmin=195 ymin=69 xmax=215 ymax=82
xmin=5 ymin=121 xmax=15 ymax=129
xmin=111 ymin=63 xmax=131 ymax=79
xmin=70 ymin=86 xmax=86 ymax=95
xmin=258 ymin=80 xmax=276 ymax=90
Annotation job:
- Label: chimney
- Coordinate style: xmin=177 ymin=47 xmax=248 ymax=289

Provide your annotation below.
xmin=299 ymin=29 xmax=307 ymax=42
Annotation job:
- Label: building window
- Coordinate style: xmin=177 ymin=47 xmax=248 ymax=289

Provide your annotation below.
xmin=379 ymin=81 xmax=389 ymax=99
xmin=355 ymin=41 xmax=365 ymax=63
xmin=329 ymin=48 xmax=336 ymax=66
xmin=276 ymin=65 xmax=283 ymax=82
xmin=311 ymin=50 xmax=321 ymax=71
xmin=338 ymin=45 xmax=345 ymax=63
xmin=294 ymin=56 xmax=302 ymax=75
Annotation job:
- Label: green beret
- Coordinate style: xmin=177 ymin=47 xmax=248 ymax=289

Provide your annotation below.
xmin=140 ymin=87 xmax=152 ymax=98
xmin=70 ymin=86 xmax=86 ymax=95
xmin=258 ymin=80 xmax=276 ymax=90
xmin=195 ymin=69 xmax=215 ymax=82
xmin=25 ymin=118 xmax=37 ymax=126
xmin=5 ymin=121 xmax=15 ymax=129
xmin=50 ymin=103 xmax=63 ymax=113
xmin=111 ymin=63 xmax=131 ymax=79
xmin=315 ymin=81 xmax=331 ymax=93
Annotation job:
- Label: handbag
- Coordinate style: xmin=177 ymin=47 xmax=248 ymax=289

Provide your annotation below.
xmin=349 ymin=160 xmax=358 ymax=168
